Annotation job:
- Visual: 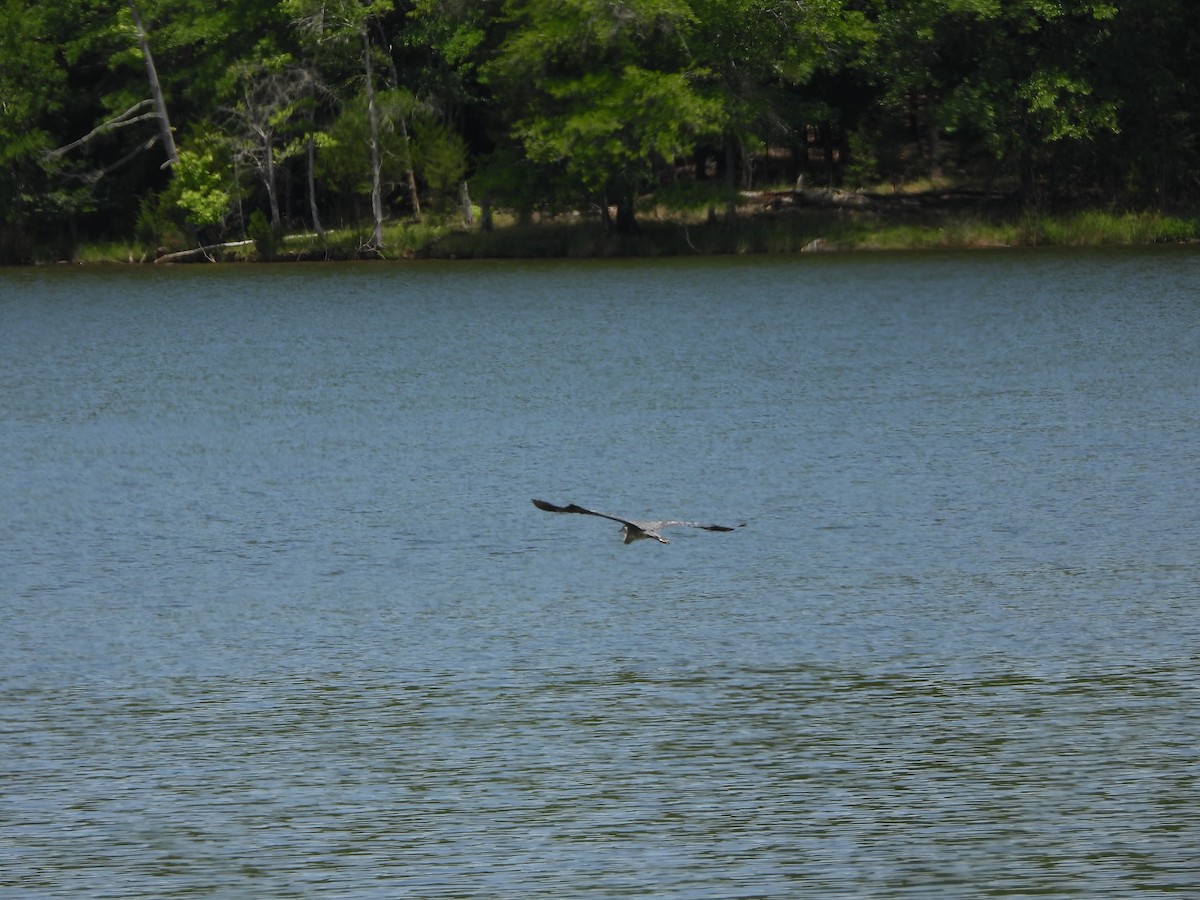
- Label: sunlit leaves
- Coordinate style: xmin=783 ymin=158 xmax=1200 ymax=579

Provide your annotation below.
xmin=488 ymin=0 xmax=713 ymax=208
xmin=1020 ymin=68 xmax=1118 ymax=142
xmin=875 ymin=0 xmax=1124 ymax=163
xmin=486 ymin=0 xmax=695 ymax=85
xmin=172 ymin=145 xmax=229 ymax=226
xmin=518 ymin=66 xmax=719 ymax=191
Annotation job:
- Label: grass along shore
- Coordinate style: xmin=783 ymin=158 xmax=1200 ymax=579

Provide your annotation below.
xmin=69 ymin=199 xmax=1200 ymax=264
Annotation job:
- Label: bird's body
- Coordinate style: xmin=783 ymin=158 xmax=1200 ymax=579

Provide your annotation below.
xmin=532 ymin=499 xmax=744 ymax=545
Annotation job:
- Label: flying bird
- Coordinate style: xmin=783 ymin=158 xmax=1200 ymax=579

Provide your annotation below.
xmin=532 ymin=498 xmax=745 ymax=545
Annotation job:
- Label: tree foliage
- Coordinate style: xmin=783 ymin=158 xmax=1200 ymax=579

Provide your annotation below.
xmin=482 ymin=0 xmax=718 ymax=231
xmin=1 ymin=0 xmax=1198 ymax=259
xmin=171 ymin=145 xmax=230 ymax=228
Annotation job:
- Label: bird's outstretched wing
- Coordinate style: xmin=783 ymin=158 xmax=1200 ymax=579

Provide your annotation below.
xmin=655 ymin=519 xmax=747 ymax=533
xmin=531 ymin=498 xmax=637 ymax=528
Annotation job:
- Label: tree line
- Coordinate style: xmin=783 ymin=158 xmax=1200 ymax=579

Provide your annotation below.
xmin=2 ymin=0 xmax=1197 ymax=262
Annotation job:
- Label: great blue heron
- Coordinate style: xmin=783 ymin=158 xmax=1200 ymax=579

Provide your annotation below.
xmin=532 ymin=498 xmax=745 ymax=545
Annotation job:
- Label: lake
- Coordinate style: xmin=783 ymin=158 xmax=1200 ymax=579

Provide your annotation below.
xmin=2 ymin=249 xmax=1198 ymax=897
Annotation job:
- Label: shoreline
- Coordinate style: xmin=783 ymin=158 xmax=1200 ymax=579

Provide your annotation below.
xmin=29 ymin=202 xmax=1200 ymax=266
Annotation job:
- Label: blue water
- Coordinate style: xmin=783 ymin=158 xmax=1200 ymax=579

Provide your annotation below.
xmin=2 ymin=250 xmax=1198 ymax=896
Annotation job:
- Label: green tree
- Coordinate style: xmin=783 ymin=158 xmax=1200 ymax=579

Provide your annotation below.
xmin=689 ymin=0 xmax=874 ymax=215
xmin=1 ymin=0 xmax=292 ymax=258
xmin=314 ymin=88 xmax=424 ymax=223
xmin=171 ymin=144 xmax=231 ymax=229
xmin=1100 ymin=0 xmax=1200 ymax=203
xmin=484 ymin=0 xmax=719 ymax=232
xmin=402 ymin=0 xmax=498 ymax=116
xmin=0 ymin=0 xmax=157 ymax=258
xmin=0 ymin=1 xmax=65 ymax=259
xmin=871 ymin=0 xmax=1121 ymax=203
xmin=412 ymin=117 xmax=469 ymax=208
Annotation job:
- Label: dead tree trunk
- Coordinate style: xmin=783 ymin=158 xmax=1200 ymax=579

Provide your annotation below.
xmin=306 ymin=131 xmax=323 ymax=238
xmin=459 ymin=181 xmax=473 ymax=226
xmin=929 ymin=120 xmax=943 ymax=182
xmin=127 ymin=1 xmax=177 ymax=168
xmin=261 ymin=130 xmax=280 ymax=225
xmin=362 ymin=24 xmax=384 ymax=248
xmin=377 ymin=37 xmax=422 ymax=223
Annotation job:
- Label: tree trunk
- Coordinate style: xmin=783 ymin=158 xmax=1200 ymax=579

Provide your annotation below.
xmin=723 ymin=131 xmax=739 ymax=223
xmin=1018 ymin=130 xmax=1039 ymax=208
xmin=398 ymin=113 xmax=421 ymax=221
xmin=306 ymin=130 xmax=323 ymax=238
xmin=127 ymin=1 xmax=177 ymax=168
xmin=261 ymin=131 xmax=280 ymax=225
xmin=822 ymin=122 xmax=837 ymax=183
xmin=614 ymin=190 xmax=638 ymax=234
xmin=233 ymin=156 xmax=246 ymax=238
xmin=376 ymin=30 xmax=422 ymax=223
xmin=362 ymin=24 xmax=384 ymax=248
xmin=459 ymin=181 xmax=473 ymax=225
xmin=155 ymin=239 xmax=254 ymax=263
xmin=929 ymin=119 xmax=943 ymax=182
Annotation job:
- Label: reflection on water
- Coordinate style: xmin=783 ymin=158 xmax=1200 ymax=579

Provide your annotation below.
xmin=2 ymin=251 xmax=1199 ymax=896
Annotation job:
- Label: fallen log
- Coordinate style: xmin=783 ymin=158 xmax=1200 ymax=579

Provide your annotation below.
xmin=793 ymin=185 xmax=876 ymax=210
xmin=154 ymin=239 xmax=254 ymax=263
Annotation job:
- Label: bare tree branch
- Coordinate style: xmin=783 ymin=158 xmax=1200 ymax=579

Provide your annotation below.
xmin=87 ymin=135 xmax=162 ymax=182
xmin=56 ymin=135 xmax=162 ymax=185
xmin=44 ymin=100 xmax=159 ymax=161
